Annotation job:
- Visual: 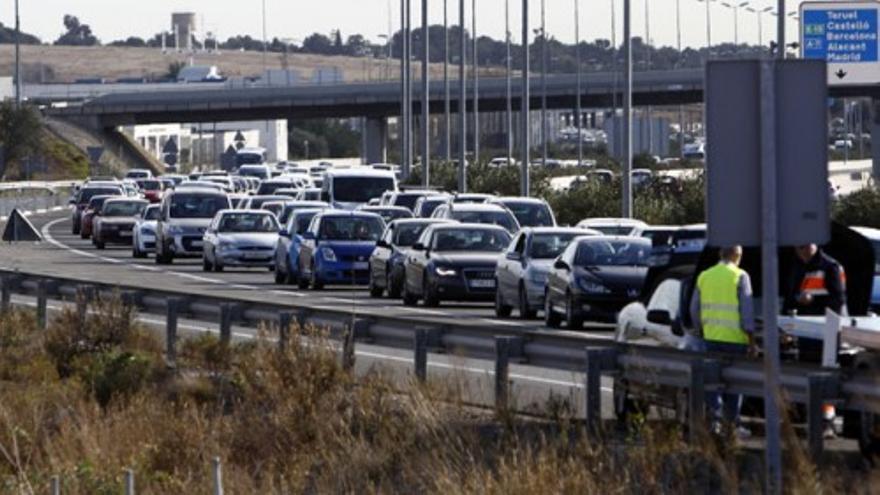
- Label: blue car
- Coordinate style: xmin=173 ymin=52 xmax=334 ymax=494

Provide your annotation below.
xmin=298 ymin=211 xmax=387 ymax=289
xmin=274 ymin=208 xmax=326 ymax=285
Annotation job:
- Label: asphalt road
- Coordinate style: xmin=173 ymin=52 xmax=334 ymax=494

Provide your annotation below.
xmin=1 ymin=210 xmax=615 ymax=339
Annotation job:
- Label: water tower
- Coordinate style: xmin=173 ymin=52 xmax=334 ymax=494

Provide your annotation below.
xmin=171 ymin=12 xmax=197 ymax=51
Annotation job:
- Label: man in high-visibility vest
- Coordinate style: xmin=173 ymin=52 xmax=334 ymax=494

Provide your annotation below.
xmin=689 ymin=245 xmax=755 ymax=437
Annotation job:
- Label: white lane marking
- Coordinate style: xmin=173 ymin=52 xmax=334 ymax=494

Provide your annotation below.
xmin=480 ymin=318 xmax=526 ymax=327
xmin=271 ymin=290 xmax=305 ymax=297
xmin=399 ymin=307 xmax=446 ymax=316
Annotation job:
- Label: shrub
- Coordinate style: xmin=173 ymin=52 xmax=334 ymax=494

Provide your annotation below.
xmin=80 ymin=350 xmax=159 ymax=408
xmin=833 ymin=185 xmax=880 ymax=228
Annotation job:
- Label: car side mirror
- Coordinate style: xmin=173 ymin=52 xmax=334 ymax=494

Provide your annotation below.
xmin=553 ymin=259 xmax=569 ymax=271
xmin=68 ymin=198 xmax=76 ymax=205
xmin=279 ymin=229 xmax=290 ymax=237
xmin=376 ymin=239 xmax=390 ymax=248
xmin=647 ymin=309 xmax=673 ymax=326
xmin=411 ymin=242 xmax=425 ymax=251
xmin=506 ymin=252 xmax=522 ymax=261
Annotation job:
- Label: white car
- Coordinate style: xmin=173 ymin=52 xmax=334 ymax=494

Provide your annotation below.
xmin=132 ymin=204 xmax=161 ymax=258
xmin=202 ymin=210 xmax=280 ymax=272
xmin=576 ymin=218 xmax=648 ymax=237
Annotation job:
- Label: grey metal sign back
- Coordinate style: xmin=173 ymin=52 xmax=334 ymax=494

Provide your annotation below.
xmin=706 ymin=60 xmax=830 ymax=247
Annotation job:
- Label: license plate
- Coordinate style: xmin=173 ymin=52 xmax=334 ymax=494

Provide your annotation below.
xmin=190 ymin=241 xmax=203 ymax=248
xmin=119 ymin=231 xmax=132 ymax=237
xmin=243 ymin=252 xmax=266 ymax=259
xmin=353 ymin=261 xmax=369 ymax=270
xmin=469 ymin=279 xmax=495 ymax=289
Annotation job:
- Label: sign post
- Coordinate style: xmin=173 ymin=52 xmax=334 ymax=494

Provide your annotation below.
xmin=801 ymin=1 xmax=880 ymax=85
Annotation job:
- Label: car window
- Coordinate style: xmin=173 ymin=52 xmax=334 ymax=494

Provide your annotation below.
xmin=647 ymin=279 xmax=683 ymax=317
xmin=575 ymin=240 xmax=651 ymax=267
xmin=431 ymin=228 xmax=511 ymax=252
xmin=103 ymin=201 xmax=146 ymax=217
xmin=513 ymin=234 xmax=526 ymax=254
xmin=319 ymin=216 xmax=385 ymax=241
xmin=79 ymin=188 xmax=121 ymax=203
xmin=418 ymin=198 xmax=446 ymax=217
xmin=529 ymin=233 xmax=580 ymax=259
xmin=452 ymin=210 xmax=518 ymax=232
xmin=169 ymin=195 xmax=230 ymax=219
xmin=143 ymin=206 xmax=160 ymax=220
xmin=295 ymin=212 xmax=319 ymax=235
xmin=393 ymin=193 xmax=424 ymax=210
xmin=394 ymin=223 xmax=430 ymax=247
xmin=504 ymin=202 xmax=555 ymax=227
xmin=218 ymin=213 xmax=278 ymax=233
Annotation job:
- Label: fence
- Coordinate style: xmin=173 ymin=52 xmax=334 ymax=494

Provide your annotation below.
xmin=1 ymin=269 xmax=878 ymax=463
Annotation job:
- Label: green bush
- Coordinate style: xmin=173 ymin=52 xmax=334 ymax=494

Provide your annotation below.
xmin=833 ymin=185 xmax=880 ymax=228
xmin=81 ymin=350 xmax=158 ymax=408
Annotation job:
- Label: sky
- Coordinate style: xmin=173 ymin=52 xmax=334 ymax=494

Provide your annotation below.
xmin=10 ymin=0 xmax=803 ymax=50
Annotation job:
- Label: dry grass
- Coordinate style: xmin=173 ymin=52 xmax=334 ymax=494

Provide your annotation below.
xmin=0 ymin=298 xmax=874 ymax=494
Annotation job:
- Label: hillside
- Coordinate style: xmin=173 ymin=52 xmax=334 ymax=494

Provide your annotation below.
xmin=0 ymin=45 xmax=502 ymax=84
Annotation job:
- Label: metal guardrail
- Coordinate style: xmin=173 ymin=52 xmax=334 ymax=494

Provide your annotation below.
xmin=0 ymin=269 xmax=877 ymax=460
xmin=0 ymin=182 xmax=75 ymax=218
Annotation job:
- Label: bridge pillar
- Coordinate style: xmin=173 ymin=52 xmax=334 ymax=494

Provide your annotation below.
xmin=362 ymin=117 xmax=388 ymax=165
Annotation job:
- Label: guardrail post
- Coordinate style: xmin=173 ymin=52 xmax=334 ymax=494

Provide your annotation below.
xmin=165 ymin=298 xmax=180 ymax=367
xmin=342 ymin=323 xmax=356 ymax=372
xmin=1 ymin=277 xmax=12 ymax=315
xmin=76 ymin=285 xmax=94 ymax=324
xmin=495 ymin=336 xmax=515 ymax=411
xmin=124 ymin=468 xmax=135 ymax=495
xmin=414 ymin=328 xmax=428 ymax=382
xmin=36 ymin=281 xmax=48 ymax=330
xmin=585 ymin=347 xmax=617 ymax=435
xmin=219 ymin=304 xmax=233 ymax=347
xmin=807 ymin=373 xmax=838 ymax=462
xmin=688 ymin=359 xmax=706 ymax=442
xmin=278 ymin=311 xmax=292 ymax=353
xmin=212 ymin=457 xmax=224 ymax=495
xmin=50 ymin=475 xmax=60 ymax=495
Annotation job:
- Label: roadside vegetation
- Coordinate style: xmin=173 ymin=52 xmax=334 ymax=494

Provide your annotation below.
xmin=0 ymin=102 xmax=89 ymax=181
xmin=0 ymin=297 xmax=870 ymax=493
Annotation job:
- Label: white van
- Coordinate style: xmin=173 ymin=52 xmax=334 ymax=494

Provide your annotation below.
xmin=321 ymin=168 xmax=397 ymax=210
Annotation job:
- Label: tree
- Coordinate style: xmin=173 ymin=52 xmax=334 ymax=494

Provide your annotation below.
xmin=302 ymin=33 xmax=333 ymax=55
xmin=0 ymin=22 xmax=41 ymax=44
xmin=54 ymin=15 xmax=99 ymax=46
xmin=109 ymin=37 xmax=146 ymax=48
xmin=165 ymin=61 xmax=186 ymax=81
xmin=0 ymin=102 xmax=43 ymax=180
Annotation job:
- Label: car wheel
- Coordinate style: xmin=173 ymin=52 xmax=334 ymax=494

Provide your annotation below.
xmin=368 ymin=274 xmax=384 ymax=298
xmin=95 ymin=240 xmax=105 ymax=250
xmin=566 ymin=292 xmax=584 ymax=330
xmin=203 ymin=256 xmax=213 ymax=272
xmin=519 ymin=284 xmax=537 ymax=319
xmin=422 ymin=274 xmax=440 ymax=307
xmin=310 ymin=263 xmax=324 ymax=290
xmin=387 ymin=271 xmax=401 ymax=299
xmin=544 ymin=292 xmax=562 ymax=328
xmin=297 ymin=271 xmax=310 ymax=289
xmin=402 ymin=278 xmax=419 ymax=306
xmin=81 ymin=231 xmax=89 ymax=240
xmin=274 ymin=264 xmax=286 ymax=283
xmin=72 ymin=221 xmax=80 ymax=235
xmin=495 ymin=285 xmax=512 ymax=318
xmin=132 ymin=244 xmax=146 ymax=259
xmin=284 ymin=267 xmax=297 ymax=285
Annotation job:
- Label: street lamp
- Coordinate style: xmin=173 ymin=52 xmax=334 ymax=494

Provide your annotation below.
xmin=575 ymin=0 xmax=583 ymax=168
xmin=444 ymin=0 xmax=452 ymax=164
xmin=720 ymin=1 xmax=749 ymax=52
xmin=696 ymin=0 xmax=713 ymax=60
xmin=421 ymin=0 xmax=430 ymax=187
xmin=472 ymin=0 xmax=480 ymax=165
xmin=458 ymin=0 xmax=467 ymax=192
xmin=520 ymin=0 xmax=531 ymax=196
xmin=506 ymin=0 xmax=514 ymax=170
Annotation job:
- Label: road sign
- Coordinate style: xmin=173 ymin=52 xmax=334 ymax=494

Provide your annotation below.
xmin=2 ymin=209 xmax=42 ymax=242
xmin=801 ymin=1 xmax=880 ymax=85
xmin=86 ymin=146 xmax=104 ymax=164
xmin=162 ymin=137 xmax=179 ymax=154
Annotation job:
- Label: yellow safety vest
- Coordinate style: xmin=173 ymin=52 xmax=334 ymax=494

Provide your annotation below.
xmin=697 ymin=262 xmax=749 ymax=345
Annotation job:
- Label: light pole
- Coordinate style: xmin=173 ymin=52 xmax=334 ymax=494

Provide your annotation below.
xmin=520 ymin=0 xmax=530 ymax=196
xmin=472 ymin=0 xmax=480 ymax=165
xmin=776 ymin=0 xmax=785 ymax=60
xmin=575 ymin=0 xmax=583 ymax=168
xmin=14 ymin=0 xmax=21 ymax=107
xmin=261 ymin=0 xmax=268 ymax=71
xmin=698 ymin=0 xmax=713 ymax=60
xmin=622 ymin=0 xmax=633 ymax=218
xmin=444 ymin=0 xmax=452 ymax=164
xmin=721 ymin=2 xmax=749 ymax=52
xmin=459 ymin=0 xmax=468 ymax=192
xmin=676 ymin=0 xmax=685 ymax=160
xmin=400 ymin=0 xmax=407 ymax=169
xmin=611 ymin=0 xmax=619 ymax=160
xmin=540 ymin=0 xmax=548 ymax=167
xmin=406 ymin=0 xmax=413 ymax=176
xmin=421 ymin=0 xmax=430 ymax=187
xmin=506 ymin=0 xmax=514 ymax=170
xmin=644 ymin=0 xmax=651 ymax=69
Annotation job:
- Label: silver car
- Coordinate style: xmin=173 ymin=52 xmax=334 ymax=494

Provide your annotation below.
xmin=132 ymin=204 xmax=161 ymax=258
xmin=202 ymin=210 xmax=280 ymax=272
xmin=495 ymin=227 xmax=598 ymax=319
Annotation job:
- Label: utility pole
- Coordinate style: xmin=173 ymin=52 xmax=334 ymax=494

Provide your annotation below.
xmin=705 ymin=0 xmax=713 ymax=60
xmin=776 ymin=0 xmax=785 ymax=60
xmin=575 ymin=0 xmax=582 ymax=168
xmin=506 ymin=0 xmax=514 ymax=170
xmin=421 ymin=0 xmax=430 ymax=187
xmin=622 ymin=0 xmax=633 ymax=218
xmin=541 ymin=0 xmax=548 ymax=167
xmin=520 ymin=0 xmax=530 ymax=196
xmin=458 ymin=0 xmax=468 ymax=192
xmin=444 ymin=0 xmax=452 ymax=164
xmin=676 ymin=0 xmax=685 ymax=161
xmin=261 ymin=0 xmax=268 ymax=71
xmin=611 ymin=0 xmax=619 ymax=161
xmin=405 ymin=0 xmax=413 ymax=177
xmin=472 ymin=0 xmax=480 ymax=165
xmin=14 ymin=0 xmax=21 ymax=107
xmin=400 ymin=0 xmax=407 ymax=168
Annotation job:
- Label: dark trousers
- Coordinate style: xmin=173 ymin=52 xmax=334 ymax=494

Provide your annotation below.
xmin=704 ymin=340 xmax=748 ymax=426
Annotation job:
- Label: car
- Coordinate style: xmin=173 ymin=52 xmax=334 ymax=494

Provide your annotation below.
xmin=202 ymin=210 xmax=280 ymax=272
xmin=201 ymin=176 xmax=235 ymax=192
xmin=70 ymin=185 xmax=124 ymax=235
xmin=452 ymin=193 xmax=494 ymax=204
xmin=230 ymin=176 xmax=249 ymax=193
xmin=852 ymin=227 xmax=880 ymax=312
xmin=368 ymin=219 xmax=452 ymax=298
xmin=576 ymin=217 xmax=649 ymax=237
xmin=297 ymin=211 xmax=387 ymax=289
xmin=236 ymin=147 xmax=267 ymax=166
xmin=124 ymin=169 xmax=153 ymax=180
xmin=256 ymin=177 xmax=303 ymax=195
xmin=135 ymin=178 xmax=165 ymax=203
xmin=176 ymin=180 xmax=225 ymax=192
xmin=413 ymin=193 xmax=452 ymax=218
xmin=487 ymin=197 xmax=556 ymax=228
xmin=495 ymin=227 xmax=599 ymax=319
xmin=261 ymin=200 xmax=291 ymax=220
xmin=121 ymin=180 xmax=140 ymax=197
xmin=92 ymin=198 xmax=149 ymax=249
xmin=132 ymin=204 xmax=161 ymax=258
xmin=383 ymin=190 xmax=439 ymax=211
xmin=239 ymin=195 xmax=292 ymax=211
xmin=321 ymin=168 xmax=398 ymax=210
xmin=155 ymin=189 xmax=232 ymax=264
xmin=295 ymin=188 xmax=323 ymax=202
xmin=161 ymin=174 xmax=186 ymax=186
xmin=228 ymin=193 xmax=250 ymax=209
xmin=274 ymin=208 xmax=328 ymax=285
xmin=276 ymin=200 xmax=331 ymax=227
xmin=544 ymin=235 xmax=652 ymax=328
xmin=358 ymin=205 xmax=414 ymax=223
xmin=431 ymin=202 xmax=521 ymax=234
xmin=237 ymin=164 xmax=272 ymax=181
xmin=401 ymin=223 xmax=512 ymax=306
xmin=79 ymin=195 xmax=115 ymax=239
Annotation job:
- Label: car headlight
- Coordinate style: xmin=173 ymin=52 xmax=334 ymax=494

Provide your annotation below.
xmin=167 ymin=225 xmax=184 ymax=235
xmin=435 ymin=266 xmax=457 ymax=277
xmin=528 ymin=269 xmax=548 ymax=284
xmin=320 ymin=246 xmax=337 ymax=262
xmin=141 ymin=227 xmax=155 ymax=235
xmin=578 ymin=278 xmax=611 ymax=294
xmin=217 ymin=241 xmax=235 ymax=252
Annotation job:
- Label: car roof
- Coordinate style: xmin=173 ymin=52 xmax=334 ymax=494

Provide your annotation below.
xmin=220 ymin=209 xmax=274 ymax=215
xmin=852 ymin=226 xmax=880 ymax=240
xmin=169 ymin=189 xmax=228 ymax=197
xmin=105 ymin=197 xmax=148 ymax=204
xmin=579 ymin=217 xmax=648 ymax=226
xmin=490 ymin=196 xmax=548 ymax=205
xmin=575 ymin=235 xmax=651 ymax=244
xmin=448 ymin=203 xmax=509 ymax=212
xmin=388 ymin=218 xmax=453 ymax=227
xmin=317 ymin=209 xmax=385 ymax=219
xmin=525 ymin=226 xmax=600 ymax=235
xmin=363 ymin=205 xmax=410 ymax=211
xmin=325 ymin=168 xmax=396 ymax=179
xmin=429 ymin=222 xmax=509 ymax=232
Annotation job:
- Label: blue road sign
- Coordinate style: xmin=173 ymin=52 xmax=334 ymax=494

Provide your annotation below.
xmin=803 ymin=7 xmax=878 ymax=63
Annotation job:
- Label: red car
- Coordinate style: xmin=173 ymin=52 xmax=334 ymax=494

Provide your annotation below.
xmin=79 ymin=195 xmax=113 ymax=239
xmin=136 ymin=179 xmax=165 ymax=203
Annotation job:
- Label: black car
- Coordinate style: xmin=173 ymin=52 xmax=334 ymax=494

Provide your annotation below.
xmin=544 ymin=236 xmax=651 ymax=328
xmin=359 ymin=205 xmax=414 ymax=223
xmin=402 ymin=223 xmax=511 ymax=306
xmin=368 ymin=219 xmax=451 ymax=298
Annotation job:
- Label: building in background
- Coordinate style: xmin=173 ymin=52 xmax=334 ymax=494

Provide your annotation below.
xmin=171 ymin=12 xmax=197 ymax=52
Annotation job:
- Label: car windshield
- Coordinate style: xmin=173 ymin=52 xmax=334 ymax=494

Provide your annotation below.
xmin=257 ymin=182 xmax=293 ymax=195
xmin=333 ymin=177 xmax=395 ymax=203
xmin=238 ymin=166 xmax=268 ymax=179
xmin=137 ymin=180 xmax=161 ymax=191
xmin=394 ymin=223 xmax=431 ymax=247
xmin=575 ymin=240 xmax=651 ymax=267
xmin=319 ymin=216 xmax=385 ymax=241
xmin=103 ymin=201 xmax=146 ymax=217
xmin=369 ymin=208 xmax=411 ymax=222
xmin=503 ymin=202 xmax=555 ymax=227
xmin=88 ymin=197 xmax=110 ymax=209
xmin=169 ymin=195 xmax=230 ymax=219
xmin=591 ymin=225 xmax=637 ymax=236
xmin=300 ymin=190 xmax=321 ymax=201
xmin=143 ymin=207 xmax=161 ymax=220
xmin=218 ymin=213 xmax=278 ymax=233
xmin=295 ymin=212 xmax=319 ymax=235
xmin=418 ymin=198 xmax=446 ymax=217
xmin=451 ymin=210 xmax=518 ymax=232
xmin=250 ymin=197 xmax=287 ymax=209
xmin=432 ymin=228 xmax=510 ymax=252
xmin=80 ymin=188 xmax=120 ymax=203
xmin=393 ymin=193 xmax=424 ymax=210
xmin=262 ymin=203 xmax=285 ymax=217
xmin=236 ymin=153 xmax=264 ymax=166
xmin=529 ymin=233 xmax=581 ymax=259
